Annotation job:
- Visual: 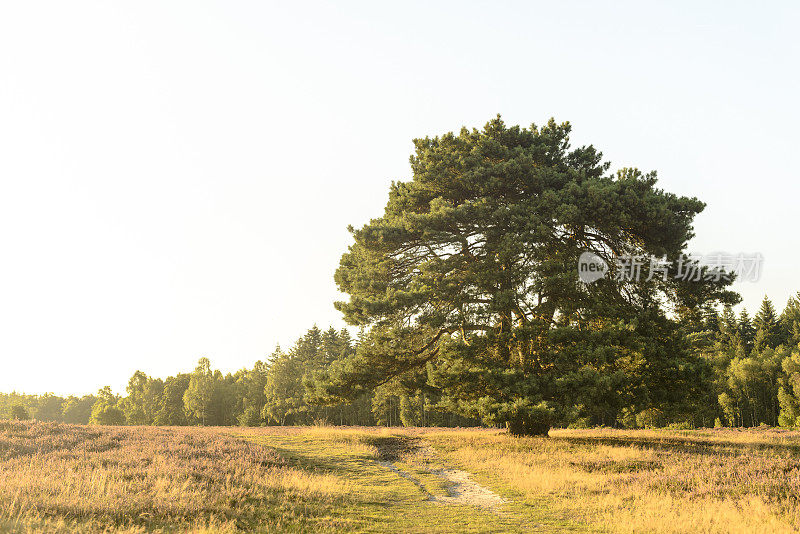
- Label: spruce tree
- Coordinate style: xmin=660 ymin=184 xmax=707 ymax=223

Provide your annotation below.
xmin=781 ymin=293 xmax=800 ymax=346
xmin=739 ymin=309 xmax=756 ymax=353
xmin=754 ymin=297 xmax=780 ymax=351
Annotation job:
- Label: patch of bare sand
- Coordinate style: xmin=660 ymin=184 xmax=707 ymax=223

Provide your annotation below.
xmin=373 ymin=437 xmax=505 ymax=510
xmin=428 ymin=467 xmax=505 ymax=508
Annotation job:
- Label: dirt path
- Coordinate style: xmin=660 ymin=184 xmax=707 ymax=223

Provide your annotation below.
xmin=372 ymin=436 xmax=506 ymax=510
xmin=428 ymin=467 xmax=506 ymax=508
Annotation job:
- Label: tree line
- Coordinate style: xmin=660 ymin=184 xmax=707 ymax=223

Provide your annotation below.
xmin=693 ymin=294 xmax=800 ymax=428
xmin=5 ymin=293 xmax=800 ymax=430
xmin=1 ymin=325 xmax=478 ymax=428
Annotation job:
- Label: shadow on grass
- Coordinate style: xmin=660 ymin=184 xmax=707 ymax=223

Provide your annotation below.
xmin=553 ymin=434 xmax=800 ymax=457
xmin=362 ymin=435 xmax=422 ymax=461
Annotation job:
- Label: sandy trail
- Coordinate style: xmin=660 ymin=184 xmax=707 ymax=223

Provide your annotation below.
xmin=373 ymin=437 xmax=505 ymax=510
xmin=427 ymin=467 xmax=505 ymax=508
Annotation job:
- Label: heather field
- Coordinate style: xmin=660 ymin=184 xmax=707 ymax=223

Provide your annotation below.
xmin=2 ymin=422 xmax=800 ymax=532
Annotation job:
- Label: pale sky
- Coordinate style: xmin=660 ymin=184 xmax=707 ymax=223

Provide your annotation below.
xmin=1 ymin=2 xmax=798 ymax=395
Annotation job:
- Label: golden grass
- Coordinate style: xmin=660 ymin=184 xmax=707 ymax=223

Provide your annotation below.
xmin=4 ymin=422 xmax=800 ymax=532
xmin=426 ymin=427 xmax=800 ymax=533
xmin=0 ymin=421 xmax=354 ymax=532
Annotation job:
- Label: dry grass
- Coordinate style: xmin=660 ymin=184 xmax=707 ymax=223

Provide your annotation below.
xmin=426 ymin=427 xmax=800 ymax=533
xmin=0 ymin=421 xmax=353 ymax=532
xmin=4 ymin=422 xmax=800 ymax=532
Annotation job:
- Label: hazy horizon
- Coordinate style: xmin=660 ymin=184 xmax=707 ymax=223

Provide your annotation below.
xmin=2 ymin=1 xmax=798 ymax=395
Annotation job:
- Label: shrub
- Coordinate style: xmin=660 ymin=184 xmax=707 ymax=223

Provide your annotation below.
xmin=636 ymin=408 xmax=666 ymax=428
xmin=237 ymin=406 xmax=262 ymax=427
xmin=506 ymin=402 xmax=553 ymax=436
xmin=90 ymin=404 xmax=126 ymax=425
xmin=666 ymin=421 xmax=693 ymax=430
xmin=10 ymin=405 xmax=29 ymax=421
xmin=617 ymin=408 xmax=638 ymax=429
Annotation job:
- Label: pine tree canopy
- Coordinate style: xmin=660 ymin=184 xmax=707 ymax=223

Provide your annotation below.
xmin=319 ymin=116 xmax=738 ymax=435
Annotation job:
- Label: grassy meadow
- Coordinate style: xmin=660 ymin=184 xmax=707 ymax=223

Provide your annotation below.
xmin=2 ymin=421 xmax=800 ymax=532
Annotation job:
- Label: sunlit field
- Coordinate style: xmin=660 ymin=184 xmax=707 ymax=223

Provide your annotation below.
xmin=3 ymin=421 xmax=800 ymax=533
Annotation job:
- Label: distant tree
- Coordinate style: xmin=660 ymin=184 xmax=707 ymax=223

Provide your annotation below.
xmin=10 ymin=404 xmax=29 ymax=420
xmin=722 ymin=341 xmax=782 ymax=427
xmin=0 ymin=394 xmax=36 ymax=420
xmin=207 ymin=371 xmax=238 ymax=426
xmin=778 ymin=345 xmax=800 ymax=427
xmin=753 ymin=297 xmax=781 ymax=351
xmin=717 ymin=306 xmax=742 ymax=351
xmin=780 ymin=293 xmax=800 ymax=346
xmin=154 ymin=374 xmax=191 ymax=425
xmin=122 ymin=371 xmax=164 ymax=425
xmin=35 ymin=394 xmax=65 ymax=422
xmin=263 ymin=347 xmax=305 ymax=425
xmin=738 ymin=310 xmax=756 ymax=353
xmin=91 ymin=404 xmax=126 ymax=425
xmin=399 ymin=390 xmax=425 ymax=427
xmin=704 ymin=306 xmax=740 ymax=423
xmin=236 ymin=360 xmax=269 ymax=426
xmin=636 ymin=408 xmax=666 ymax=428
xmin=62 ymin=395 xmax=96 ymax=424
xmin=718 ymin=391 xmax=738 ymax=427
xmin=370 ymin=382 xmax=401 ymax=426
xmin=90 ymin=386 xmax=126 ymax=425
xmin=183 ymin=358 xmax=216 ymax=425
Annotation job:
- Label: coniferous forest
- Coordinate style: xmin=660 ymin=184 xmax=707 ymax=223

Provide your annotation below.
xmin=4 ymin=294 xmax=800 ymax=430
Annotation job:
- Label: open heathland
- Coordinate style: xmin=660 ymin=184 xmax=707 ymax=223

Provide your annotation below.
xmin=2 ymin=422 xmax=800 ymax=532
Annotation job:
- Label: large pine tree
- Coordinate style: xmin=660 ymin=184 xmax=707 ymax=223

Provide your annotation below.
xmin=322 ymin=117 xmax=737 ymax=435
